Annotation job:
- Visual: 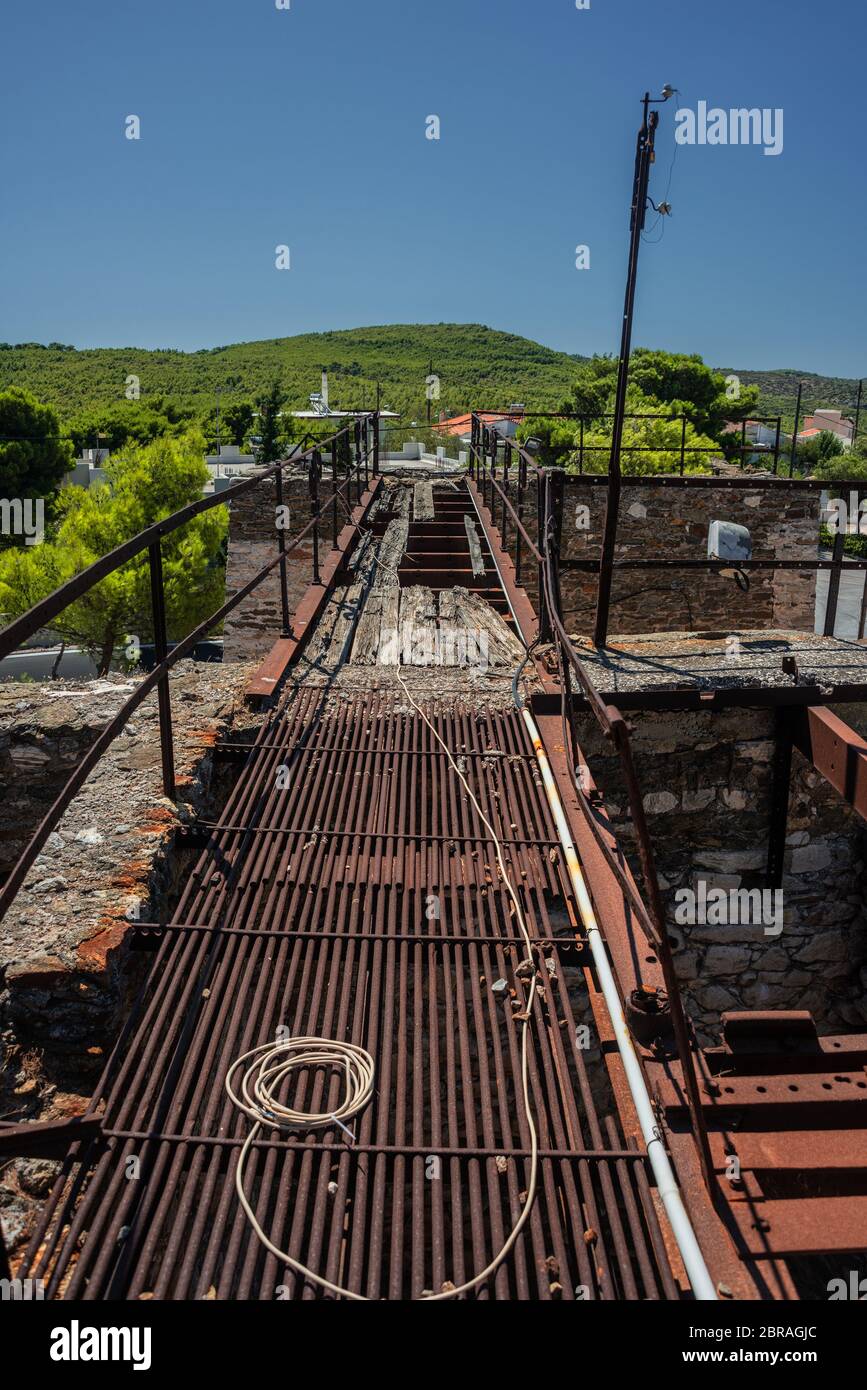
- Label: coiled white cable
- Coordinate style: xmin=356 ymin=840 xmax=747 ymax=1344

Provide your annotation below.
xmin=226 ymin=676 xmax=541 ymax=1301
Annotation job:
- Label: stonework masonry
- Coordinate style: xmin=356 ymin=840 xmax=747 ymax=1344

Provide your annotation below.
xmin=575 ymin=704 xmax=867 ymax=1044
xmin=513 ymin=476 xmax=819 ymax=637
xmin=222 ymin=470 xmax=335 ymax=662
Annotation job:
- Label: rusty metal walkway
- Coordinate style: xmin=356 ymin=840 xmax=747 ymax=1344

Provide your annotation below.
xmin=14 ymin=479 xmax=678 ymax=1300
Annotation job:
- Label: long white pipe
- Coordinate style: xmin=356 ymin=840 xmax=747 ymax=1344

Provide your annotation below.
xmin=520 ymin=705 xmax=719 ymax=1301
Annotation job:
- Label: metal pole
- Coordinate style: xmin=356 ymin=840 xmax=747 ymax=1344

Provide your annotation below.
xmin=331 ymin=444 xmax=339 ymax=547
xmin=789 ymin=381 xmax=803 ymax=477
xmin=148 ymin=541 xmax=175 ymax=799
xmin=537 ymin=470 xmax=551 ymax=643
xmin=274 ymin=463 xmax=292 ymax=636
xmin=679 ymin=414 xmax=687 ymax=475
xmin=373 ymin=411 xmax=380 ymax=476
xmin=593 ymin=93 xmax=659 ymax=648
xmin=854 ymin=379 xmax=863 ymax=444
xmin=310 ymin=450 xmax=321 ymax=585
xmin=772 ymin=416 xmax=781 ymax=475
xmin=579 ymin=416 xmax=585 ymax=474
xmin=501 ymin=438 xmax=509 ymax=543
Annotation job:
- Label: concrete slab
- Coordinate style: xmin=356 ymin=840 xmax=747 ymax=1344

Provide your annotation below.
xmin=570 ymin=629 xmax=867 ymax=701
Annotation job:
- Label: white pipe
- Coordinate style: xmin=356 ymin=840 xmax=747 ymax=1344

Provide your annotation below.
xmin=520 ymin=705 xmax=719 ymax=1301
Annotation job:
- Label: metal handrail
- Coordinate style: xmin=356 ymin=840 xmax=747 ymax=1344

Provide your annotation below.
xmin=0 ymin=419 xmax=371 ymax=662
xmin=0 ymin=419 xmax=378 ymax=927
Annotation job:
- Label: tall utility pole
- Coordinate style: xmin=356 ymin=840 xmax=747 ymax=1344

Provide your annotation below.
xmin=594 ymin=89 xmax=672 ymax=647
xmin=854 ymin=378 xmax=863 ymax=444
xmin=789 ymin=381 xmax=803 ymax=476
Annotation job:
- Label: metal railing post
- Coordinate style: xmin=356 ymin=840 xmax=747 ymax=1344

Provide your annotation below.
xmin=679 ymin=415 xmax=687 ymax=475
xmin=373 ymin=411 xmax=380 ymax=477
xmin=148 ymin=540 xmax=175 ymax=799
xmin=331 ymin=443 xmax=339 ymax=547
xmin=310 ymin=450 xmax=322 ymax=584
xmin=274 ymin=462 xmax=292 ymax=636
xmin=537 ymin=470 xmax=551 ymax=643
xmin=501 ymin=439 xmax=509 ymax=545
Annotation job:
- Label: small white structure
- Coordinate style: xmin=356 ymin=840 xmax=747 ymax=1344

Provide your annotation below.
xmin=205 ymin=443 xmax=257 ymax=477
xmin=64 ymin=448 xmax=109 ymax=489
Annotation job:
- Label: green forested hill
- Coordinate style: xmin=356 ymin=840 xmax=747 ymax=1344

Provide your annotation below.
xmin=0 ymin=324 xmax=585 ymax=423
xmin=717 ymin=367 xmax=862 ymax=423
xmin=0 ymin=324 xmax=858 ymax=428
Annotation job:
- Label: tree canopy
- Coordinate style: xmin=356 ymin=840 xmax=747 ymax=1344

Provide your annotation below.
xmin=0 ymin=431 xmax=227 ymax=674
xmin=0 ymin=386 xmax=72 ymax=501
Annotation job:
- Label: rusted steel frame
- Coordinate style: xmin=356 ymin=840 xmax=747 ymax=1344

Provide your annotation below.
xmin=0 ymin=1115 xmax=102 ymax=1159
xmin=561 ymin=473 xmax=847 ymax=490
xmin=465 ymin=478 xmax=540 ymax=647
xmin=0 ymin=490 xmax=356 ymax=926
xmin=484 ymin=462 xmax=543 ymax=563
xmin=148 ymin=541 xmax=175 ymax=799
xmin=606 ymin=707 xmax=716 ymax=1196
xmin=501 ymin=442 xmax=509 ymax=544
xmin=538 ymin=523 xmax=716 ymax=1192
xmin=102 ymin=1128 xmax=641 ymax=1162
xmin=273 ymin=462 xmax=293 ymax=633
xmin=16 ymin=696 xmax=322 ymax=1292
xmin=824 ymin=524 xmax=848 ymax=636
xmin=131 ymin=921 xmax=586 ymax=947
xmin=0 ymin=421 xmax=360 ymax=661
xmin=561 ymin=556 xmax=867 ymax=572
xmin=20 ymin=696 xmax=669 ymax=1299
xmin=183 ymin=822 xmax=561 ymax=848
xmin=766 ymin=709 xmax=795 ymax=890
xmin=788 ymin=703 xmax=867 ymax=821
xmin=309 ymin=448 xmax=322 ymax=584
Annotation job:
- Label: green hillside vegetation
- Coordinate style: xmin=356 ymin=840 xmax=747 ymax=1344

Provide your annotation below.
xmin=1 ymin=325 xmax=859 ymax=466
xmin=0 ymin=325 xmax=585 ymax=433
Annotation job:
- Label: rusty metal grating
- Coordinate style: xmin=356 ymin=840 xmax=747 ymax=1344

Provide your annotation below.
xmin=18 ymin=688 xmax=677 ymax=1300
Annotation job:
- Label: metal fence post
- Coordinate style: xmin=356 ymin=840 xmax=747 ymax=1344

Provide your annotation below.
xmin=331 ymin=442 xmax=339 ymax=547
xmin=501 ymin=439 xmax=509 ymax=544
xmin=679 ymin=415 xmax=687 ymax=475
xmin=310 ymin=450 xmax=322 ymax=584
xmin=373 ymin=411 xmax=380 ymax=476
xmin=148 ymin=540 xmax=175 ymax=799
xmin=537 ymin=470 xmax=551 ymax=644
xmin=274 ymin=462 xmax=292 ymax=637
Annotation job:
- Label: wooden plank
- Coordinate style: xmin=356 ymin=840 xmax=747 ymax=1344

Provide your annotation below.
xmin=464 ymin=514 xmax=486 ymax=577
xmin=398 ymin=586 xmax=438 ymax=665
xmin=413 ymin=481 xmax=435 ymax=522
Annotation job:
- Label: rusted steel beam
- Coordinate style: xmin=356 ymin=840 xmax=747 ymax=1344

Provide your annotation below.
xmin=0 ymin=1115 xmax=102 ymax=1160
xmin=245 ymin=476 xmax=382 ymax=700
xmin=789 ymin=704 xmax=867 ymax=821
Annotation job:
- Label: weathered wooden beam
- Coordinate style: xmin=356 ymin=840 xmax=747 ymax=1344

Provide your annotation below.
xmin=464 ymin=515 xmax=486 ymax=577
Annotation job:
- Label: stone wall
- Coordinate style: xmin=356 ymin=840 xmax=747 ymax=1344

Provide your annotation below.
xmin=508 ymin=477 xmax=820 ymax=638
xmin=575 ymin=704 xmax=867 ymax=1044
xmin=562 ymin=479 xmax=819 ymax=636
xmin=222 ymin=471 xmax=336 ymax=662
xmin=0 ymin=663 xmax=260 ymax=1065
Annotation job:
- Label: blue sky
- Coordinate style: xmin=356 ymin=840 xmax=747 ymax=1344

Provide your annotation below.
xmin=1 ymin=0 xmax=864 ymax=375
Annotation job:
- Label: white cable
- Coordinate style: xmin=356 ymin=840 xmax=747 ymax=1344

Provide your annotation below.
xmin=518 ymin=703 xmax=718 ymax=1302
xmin=226 ymin=671 xmax=542 ymax=1300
